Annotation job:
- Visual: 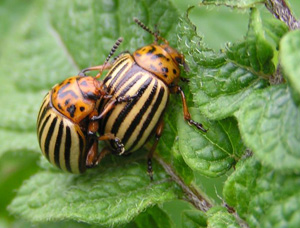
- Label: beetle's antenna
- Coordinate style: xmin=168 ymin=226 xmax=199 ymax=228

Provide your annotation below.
xmin=94 ymin=37 xmax=123 ymax=78
xmin=103 ymin=37 xmax=123 ymax=68
xmin=133 ymin=18 xmax=168 ymax=44
xmin=80 ymin=37 xmax=124 ymax=77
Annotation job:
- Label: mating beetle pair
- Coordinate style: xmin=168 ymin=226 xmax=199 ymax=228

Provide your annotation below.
xmin=37 ymin=18 xmax=207 ymax=178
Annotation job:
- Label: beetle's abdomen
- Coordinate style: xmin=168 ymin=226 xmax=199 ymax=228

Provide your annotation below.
xmin=37 ymin=92 xmax=87 ymax=173
xmin=99 ymin=54 xmax=169 ymax=153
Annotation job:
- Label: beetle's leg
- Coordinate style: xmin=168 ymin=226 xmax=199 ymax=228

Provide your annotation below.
xmin=86 ymin=109 xmax=101 ymax=168
xmin=91 ymin=94 xmax=138 ymax=121
xmin=90 ymin=134 xmax=124 ymax=166
xmin=86 ymin=133 xmax=125 ymax=168
xmin=86 ymin=139 xmax=99 ymax=168
xmin=97 ymin=133 xmax=125 ymax=155
xmin=94 ymin=147 xmax=111 ymax=165
xmin=91 ymin=99 xmax=117 ymax=121
xmin=79 ymin=63 xmax=112 ymax=77
xmin=147 ymin=119 xmax=164 ymax=181
xmin=86 ymin=106 xmax=126 ymax=167
xmin=116 ymin=94 xmax=138 ymax=103
xmin=172 ymin=86 xmax=207 ymax=132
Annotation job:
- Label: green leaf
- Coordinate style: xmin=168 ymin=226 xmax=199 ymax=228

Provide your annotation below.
xmin=1 ymin=219 xmax=100 ymax=228
xmin=0 ymin=130 xmax=39 ymax=158
xmin=0 ymin=92 xmax=43 ymax=131
xmin=235 ymin=85 xmax=300 ymax=172
xmin=163 ymin=200 xmax=196 ymax=228
xmin=0 ymin=0 xmax=34 ymax=45
xmin=48 ymin=0 xmax=180 ymax=70
xmin=127 ymin=205 xmax=173 ymax=228
xmin=218 ymin=117 xmax=246 ymax=158
xmin=207 ymin=211 xmax=241 ymax=228
xmin=0 ymin=2 xmax=79 ymax=92
xmin=223 ymin=157 xmax=300 ymax=227
xmin=207 ymin=207 xmax=241 ymax=228
xmin=280 ymin=30 xmax=300 ymax=103
xmin=182 ymin=210 xmax=207 ymax=228
xmin=263 ymin=18 xmax=289 ymax=50
xmin=226 ymin=8 xmax=275 ymax=75
xmin=177 ymin=8 xmax=271 ymax=120
xmin=201 ymin=0 xmax=264 ymax=8
xmin=0 ymin=151 xmax=39 ymax=220
xmin=8 ymin=157 xmax=180 ymax=226
xmin=223 ymin=158 xmax=261 ymax=217
xmin=178 ymin=108 xmax=244 ymax=177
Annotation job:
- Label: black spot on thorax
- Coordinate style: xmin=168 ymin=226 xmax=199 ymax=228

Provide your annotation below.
xmin=67 ymin=104 xmax=76 ymax=118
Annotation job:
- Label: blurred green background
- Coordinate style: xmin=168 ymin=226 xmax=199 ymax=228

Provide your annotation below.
xmin=0 ymin=0 xmax=299 ymax=227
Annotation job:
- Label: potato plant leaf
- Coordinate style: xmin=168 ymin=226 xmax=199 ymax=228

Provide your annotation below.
xmin=224 ymin=157 xmax=300 ymax=227
xmin=182 ymin=209 xmax=207 ymax=228
xmin=8 ymin=157 xmax=180 ymax=226
xmin=177 ymin=7 xmax=280 ymax=120
xmin=280 ymin=30 xmax=300 ymax=104
xmin=207 ymin=207 xmax=241 ymax=228
xmin=178 ymin=108 xmax=244 ymax=177
xmin=235 ymin=85 xmax=300 ymax=171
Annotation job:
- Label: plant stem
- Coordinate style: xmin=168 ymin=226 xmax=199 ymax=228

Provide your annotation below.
xmin=265 ymin=0 xmax=300 ymax=30
xmin=155 ymin=154 xmax=249 ymax=227
xmin=154 ymin=154 xmax=212 ymax=211
xmin=265 ymin=0 xmax=298 ymax=84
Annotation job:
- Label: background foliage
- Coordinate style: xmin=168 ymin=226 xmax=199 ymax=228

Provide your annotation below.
xmin=0 ymin=0 xmax=300 ymax=227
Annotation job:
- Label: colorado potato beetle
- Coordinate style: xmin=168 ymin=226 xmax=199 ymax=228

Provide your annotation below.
xmin=37 ymin=38 xmax=128 ymax=173
xmin=80 ymin=18 xmax=207 ymax=179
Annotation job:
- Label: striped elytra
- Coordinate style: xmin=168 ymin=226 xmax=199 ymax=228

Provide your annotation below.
xmin=37 ymin=76 xmax=108 ymax=174
xmin=98 ymin=53 xmax=169 ymax=153
xmin=37 ymin=92 xmax=87 ymax=173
